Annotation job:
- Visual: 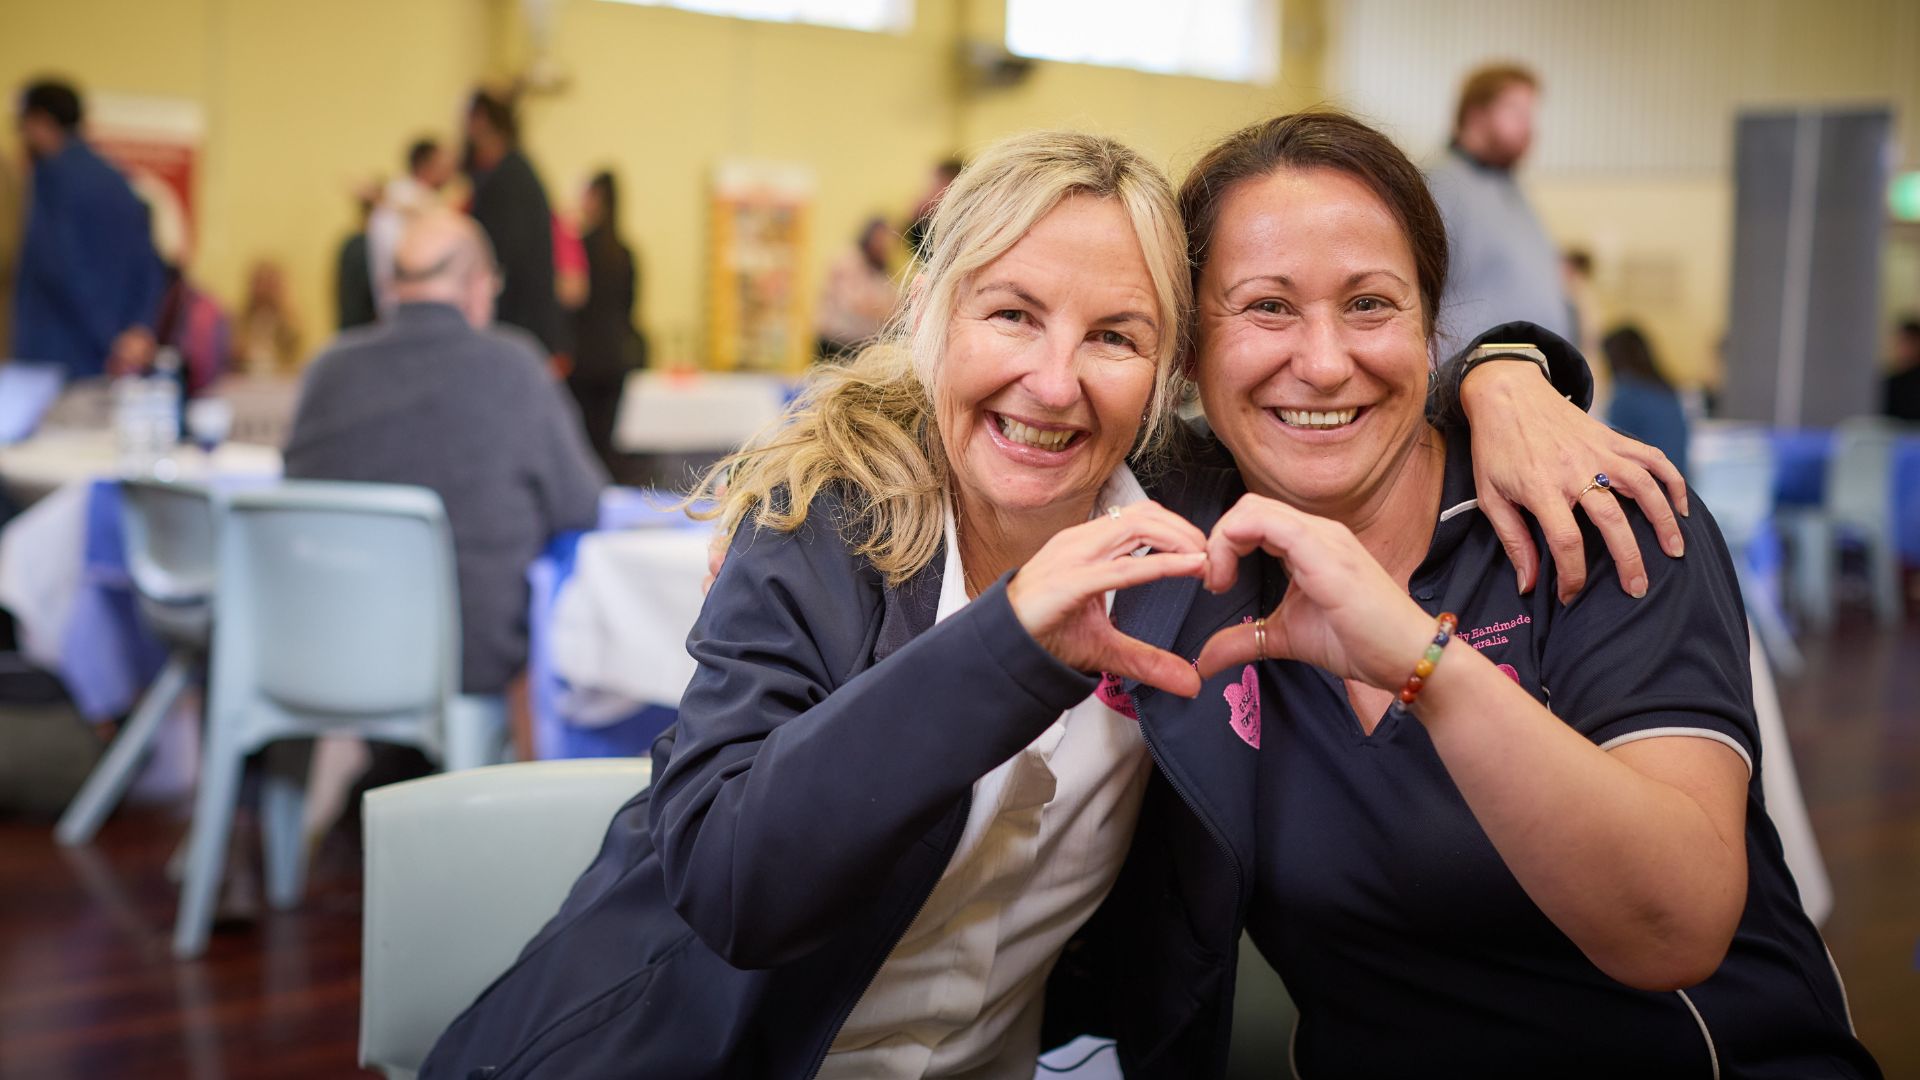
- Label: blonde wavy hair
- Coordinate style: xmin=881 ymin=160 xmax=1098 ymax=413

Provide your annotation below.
xmin=688 ymin=131 xmax=1191 ymax=584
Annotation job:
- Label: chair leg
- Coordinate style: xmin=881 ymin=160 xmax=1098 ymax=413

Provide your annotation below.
xmin=1735 ymin=564 xmax=1804 ymax=678
xmin=260 ymin=740 xmax=312 ymax=910
xmin=444 ymin=695 xmax=508 ymax=772
xmin=173 ymin=724 xmax=245 ymax=959
xmin=55 ymin=652 xmax=194 ymax=847
xmin=1786 ymin=516 xmax=1835 ymax=633
xmin=1868 ymin=534 xmax=1904 ymax=628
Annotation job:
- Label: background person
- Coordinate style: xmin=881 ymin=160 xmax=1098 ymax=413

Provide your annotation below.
xmin=568 ymin=170 xmax=645 ymax=470
xmin=368 ymin=136 xmax=456 ymax=315
xmin=462 ymin=88 xmax=567 ymax=358
xmin=1426 ymin=63 xmax=1570 ymax=359
xmin=1883 ymin=317 xmax=1920 ymax=422
xmin=283 ymin=207 xmax=604 ymax=761
xmin=1602 ymin=323 xmax=1691 ymax=477
xmin=814 ymin=215 xmax=897 ymax=360
xmin=10 ymin=78 xmax=166 ymax=381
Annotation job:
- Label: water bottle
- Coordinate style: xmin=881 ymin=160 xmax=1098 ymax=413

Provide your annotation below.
xmin=112 ymin=349 xmax=183 ymax=476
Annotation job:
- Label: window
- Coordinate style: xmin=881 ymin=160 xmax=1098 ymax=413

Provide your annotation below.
xmin=1006 ymin=0 xmax=1277 ymax=83
xmin=598 ymin=0 xmax=911 ymax=33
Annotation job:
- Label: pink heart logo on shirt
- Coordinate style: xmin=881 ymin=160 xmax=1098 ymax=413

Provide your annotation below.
xmin=1497 ymin=663 xmax=1521 ymax=684
xmin=1224 ymin=665 xmax=1260 ymax=748
xmin=1095 ymin=673 xmax=1138 ymax=720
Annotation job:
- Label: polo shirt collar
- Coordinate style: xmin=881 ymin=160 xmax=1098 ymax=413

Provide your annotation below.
xmin=1410 ymin=427 xmax=1481 ymax=592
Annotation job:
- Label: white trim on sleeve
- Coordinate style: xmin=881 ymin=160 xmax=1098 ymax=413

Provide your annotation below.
xmin=1596 ymin=726 xmax=1754 ymax=778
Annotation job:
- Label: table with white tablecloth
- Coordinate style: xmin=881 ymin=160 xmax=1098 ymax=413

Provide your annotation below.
xmin=0 ymin=435 xmax=281 ymax=719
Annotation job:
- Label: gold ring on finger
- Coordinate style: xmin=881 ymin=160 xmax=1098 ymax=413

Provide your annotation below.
xmin=1573 ymin=471 xmax=1614 ymax=504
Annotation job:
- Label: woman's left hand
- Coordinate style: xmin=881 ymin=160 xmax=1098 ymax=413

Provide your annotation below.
xmin=1460 ymin=362 xmax=1689 ymax=603
xmin=1193 ymin=494 xmax=1433 ymax=688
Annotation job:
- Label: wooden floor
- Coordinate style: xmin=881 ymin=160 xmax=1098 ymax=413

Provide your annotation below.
xmin=0 ymin=616 xmax=1915 ymax=1078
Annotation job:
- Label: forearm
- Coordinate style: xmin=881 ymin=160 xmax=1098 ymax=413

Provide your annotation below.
xmin=655 ymin=581 xmax=1093 ymax=967
xmin=1411 ymin=640 xmax=1746 ymax=989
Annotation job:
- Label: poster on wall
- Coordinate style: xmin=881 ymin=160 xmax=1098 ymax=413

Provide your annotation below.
xmin=88 ymin=94 xmax=204 ymax=266
xmin=707 ymin=160 xmax=813 ymax=372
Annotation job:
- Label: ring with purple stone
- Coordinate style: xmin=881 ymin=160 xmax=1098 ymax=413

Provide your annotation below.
xmin=1574 ymin=472 xmax=1614 ymax=502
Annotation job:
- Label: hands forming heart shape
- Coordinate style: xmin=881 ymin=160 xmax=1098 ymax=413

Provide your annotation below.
xmin=1004 ymin=496 xmax=1439 ymax=700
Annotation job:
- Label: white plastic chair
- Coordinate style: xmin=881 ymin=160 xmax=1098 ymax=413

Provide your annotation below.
xmin=1689 ymin=425 xmax=1803 ymax=675
xmin=173 ymin=481 xmax=506 ymax=958
xmin=359 ymin=758 xmax=651 ymax=1079
xmin=1783 ymin=418 xmax=1907 ymax=630
xmin=56 ymin=480 xmax=217 ymax=846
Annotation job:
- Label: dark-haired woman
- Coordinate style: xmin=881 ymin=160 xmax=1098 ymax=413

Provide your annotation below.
xmin=1181 ymin=113 xmax=1875 ymax=1078
xmin=1605 ymin=322 xmax=1692 ymax=477
xmin=569 ymin=170 xmax=646 ymax=470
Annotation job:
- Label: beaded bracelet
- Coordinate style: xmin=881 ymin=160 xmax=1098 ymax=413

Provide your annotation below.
xmin=1396 ymin=612 xmax=1458 ymax=706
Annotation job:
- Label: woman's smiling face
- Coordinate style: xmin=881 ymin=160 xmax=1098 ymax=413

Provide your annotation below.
xmin=1193 ymin=166 xmax=1433 ymax=516
xmin=935 ymin=193 xmax=1162 ymax=521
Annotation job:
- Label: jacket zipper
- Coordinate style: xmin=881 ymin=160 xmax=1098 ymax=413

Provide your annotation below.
xmin=1133 ymin=693 xmax=1243 ymax=900
xmin=1133 ymin=691 xmax=1247 ymax=1070
xmin=804 ymin=795 xmax=968 ymax=1079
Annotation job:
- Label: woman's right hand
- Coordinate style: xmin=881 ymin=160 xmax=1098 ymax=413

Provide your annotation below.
xmin=1005 ymin=501 xmax=1208 ymax=699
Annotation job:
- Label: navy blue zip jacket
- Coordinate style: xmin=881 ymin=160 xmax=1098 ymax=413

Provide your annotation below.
xmin=420 ymin=463 xmax=1267 ymax=1079
xmin=420 ymin=325 xmax=1594 ymax=1079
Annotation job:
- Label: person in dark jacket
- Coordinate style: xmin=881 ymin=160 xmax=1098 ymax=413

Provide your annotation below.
xmin=421 ymin=125 xmax=1691 ymax=1079
xmin=10 ymin=78 xmax=166 ymax=381
xmin=463 ymin=89 xmax=567 ymax=358
xmin=1184 ymin=112 xmax=1874 ymax=1079
xmin=334 ymin=188 xmax=378 ymax=331
xmin=568 ymin=170 xmax=645 ymax=470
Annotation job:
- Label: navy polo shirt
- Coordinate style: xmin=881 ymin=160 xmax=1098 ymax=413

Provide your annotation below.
xmin=1247 ymin=430 xmax=1878 ymax=1079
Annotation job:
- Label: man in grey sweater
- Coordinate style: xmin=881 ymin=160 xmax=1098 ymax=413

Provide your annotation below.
xmin=284 ymin=208 xmax=605 ymax=706
xmin=1426 ymin=63 xmax=1572 ymax=361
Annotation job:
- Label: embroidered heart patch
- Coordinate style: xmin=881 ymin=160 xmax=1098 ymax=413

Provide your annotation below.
xmin=1224 ymin=664 xmax=1260 ymax=748
xmin=1095 ymin=673 xmax=1138 ymax=720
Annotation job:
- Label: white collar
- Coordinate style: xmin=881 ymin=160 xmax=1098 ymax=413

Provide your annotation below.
xmin=937 ymin=464 xmax=1148 ymax=621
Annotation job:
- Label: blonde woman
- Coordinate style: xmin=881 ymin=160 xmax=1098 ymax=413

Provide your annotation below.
xmin=423 ymin=129 xmax=1673 ymax=1079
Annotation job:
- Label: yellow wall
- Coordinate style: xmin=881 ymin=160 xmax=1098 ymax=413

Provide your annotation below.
xmin=2 ymin=0 xmax=1316 ymax=365
xmin=1531 ymin=177 xmax=1733 ymax=388
xmin=0 ymin=0 xmax=487 ymax=358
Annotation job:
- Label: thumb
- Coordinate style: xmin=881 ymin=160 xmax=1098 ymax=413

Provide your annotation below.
xmin=1099 ymin=628 xmax=1202 ymax=699
xmin=1195 ymin=617 xmax=1286 ymax=681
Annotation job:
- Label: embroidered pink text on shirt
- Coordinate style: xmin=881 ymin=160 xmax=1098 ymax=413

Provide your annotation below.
xmin=1095 ymin=673 xmax=1138 ymax=720
xmin=1461 ymin=613 xmax=1532 ymax=650
xmin=1225 ymin=665 xmax=1260 ymax=748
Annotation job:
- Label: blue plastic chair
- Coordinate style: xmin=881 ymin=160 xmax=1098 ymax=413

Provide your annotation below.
xmin=56 ymin=480 xmax=218 ymax=846
xmin=359 ymin=758 xmax=651 ymax=1079
xmin=173 ymin=481 xmax=505 ymax=958
xmin=1782 ymin=418 xmax=1909 ymax=630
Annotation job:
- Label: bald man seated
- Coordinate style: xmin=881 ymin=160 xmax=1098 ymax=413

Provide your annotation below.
xmin=284 ymin=208 xmax=606 ymax=712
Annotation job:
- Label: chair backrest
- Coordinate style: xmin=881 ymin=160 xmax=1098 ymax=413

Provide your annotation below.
xmin=1687 ymin=424 xmax=1776 ymax=547
xmin=360 ymin=758 xmax=652 ymax=1077
xmin=1826 ymin=416 xmax=1900 ymax=528
xmin=209 ymin=481 xmax=459 ymax=744
xmin=120 ymin=480 xmax=218 ymax=647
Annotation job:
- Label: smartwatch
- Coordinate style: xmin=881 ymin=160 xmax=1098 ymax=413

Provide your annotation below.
xmin=1459 ymin=342 xmax=1552 ymax=384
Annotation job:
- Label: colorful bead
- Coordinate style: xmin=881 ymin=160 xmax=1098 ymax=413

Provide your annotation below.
xmin=1397 ymin=613 xmax=1459 ymax=708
